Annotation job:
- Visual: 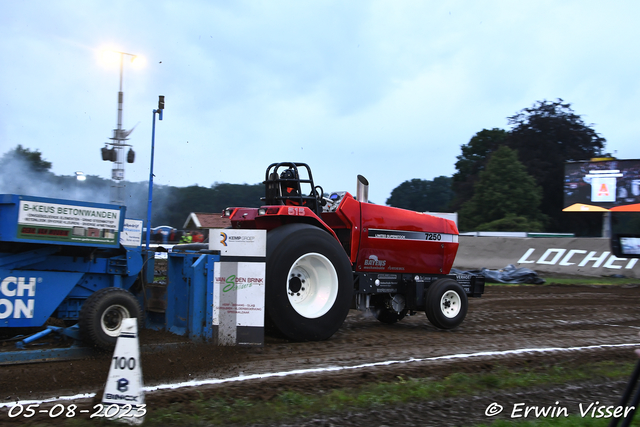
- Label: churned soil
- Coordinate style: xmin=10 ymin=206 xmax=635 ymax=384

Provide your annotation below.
xmin=1 ymin=283 xmax=640 ymax=426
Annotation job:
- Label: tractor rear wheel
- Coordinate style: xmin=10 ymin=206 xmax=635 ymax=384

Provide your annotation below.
xmin=79 ymin=287 xmax=143 ymax=349
xmin=425 ymin=278 xmax=468 ymax=329
xmin=266 ymin=223 xmax=353 ymax=341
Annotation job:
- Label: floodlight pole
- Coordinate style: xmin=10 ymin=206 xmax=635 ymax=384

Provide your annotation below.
xmin=145 ymin=96 xmax=165 ymax=250
xmin=109 ymin=51 xmax=137 ymax=205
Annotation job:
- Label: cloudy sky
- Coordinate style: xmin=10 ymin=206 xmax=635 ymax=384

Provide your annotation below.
xmin=1 ymin=0 xmax=639 ymax=205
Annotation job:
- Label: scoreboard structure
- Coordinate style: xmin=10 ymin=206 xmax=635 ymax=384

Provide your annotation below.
xmin=563 ymin=158 xmax=640 ymax=212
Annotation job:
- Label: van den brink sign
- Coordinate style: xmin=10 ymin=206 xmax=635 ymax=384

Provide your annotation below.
xmin=210 ymin=229 xmax=266 ymax=346
xmin=17 ymin=201 xmax=120 ymax=245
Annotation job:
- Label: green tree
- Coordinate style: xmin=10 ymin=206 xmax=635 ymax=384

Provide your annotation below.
xmin=157 ymin=183 xmax=264 ymax=228
xmin=451 ymin=128 xmax=508 ymax=211
xmin=210 ymin=182 xmax=264 ymax=211
xmin=506 ymin=99 xmax=606 ymax=232
xmin=0 ymin=145 xmax=52 ymax=173
xmin=459 ymin=146 xmax=544 ymax=231
xmin=386 ymin=176 xmax=453 ymax=212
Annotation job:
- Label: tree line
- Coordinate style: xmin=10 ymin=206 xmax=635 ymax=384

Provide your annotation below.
xmin=386 ymin=99 xmax=607 ymax=236
xmin=1 ymin=98 xmax=608 ymax=235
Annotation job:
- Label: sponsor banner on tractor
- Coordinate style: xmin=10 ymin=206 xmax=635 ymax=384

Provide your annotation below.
xmin=17 ymin=200 xmax=120 ymax=246
xmin=210 ymin=229 xmax=266 ymax=346
xmin=209 ymin=229 xmax=267 ymax=257
xmin=368 ymin=228 xmax=458 ymax=243
xmin=212 ymin=261 xmax=265 ymax=346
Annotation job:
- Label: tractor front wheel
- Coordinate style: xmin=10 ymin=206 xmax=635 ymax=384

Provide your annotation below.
xmin=425 ymin=278 xmax=468 ymax=329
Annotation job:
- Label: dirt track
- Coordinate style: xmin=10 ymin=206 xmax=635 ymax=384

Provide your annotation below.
xmin=2 ymin=283 xmax=640 ymax=425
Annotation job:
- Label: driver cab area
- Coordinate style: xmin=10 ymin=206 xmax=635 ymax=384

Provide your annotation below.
xmin=263 ymin=162 xmax=325 ymax=216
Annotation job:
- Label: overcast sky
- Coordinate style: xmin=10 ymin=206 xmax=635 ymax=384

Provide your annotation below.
xmin=1 ymin=1 xmax=639 ymax=205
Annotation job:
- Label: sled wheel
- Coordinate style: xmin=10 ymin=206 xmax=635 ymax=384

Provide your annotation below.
xmin=266 ymin=223 xmax=353 ymax=341
xmin=79 ymin=287 xmax=142 ymax=349
xmin=372 ymin=294 xmax=408 ymax=324
xmin=171 ymin=243 xmax=209 ymax=252
xmin=425 ymin=278 xmax=468 ymax=329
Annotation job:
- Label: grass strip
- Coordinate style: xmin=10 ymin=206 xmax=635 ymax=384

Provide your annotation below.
xmin=540 ymin=276 xmax=639 ymax=286
xmin=133 ymin=360 xmax=635 ymax=426
xmin=477 ymin=413 xmax=640 ymax=426
xmin=24 ymin=360 xmax=636 ymax=426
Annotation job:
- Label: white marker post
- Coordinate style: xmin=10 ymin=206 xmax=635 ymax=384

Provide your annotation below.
xmin=102 ymin=318 xmax=145 ymax=424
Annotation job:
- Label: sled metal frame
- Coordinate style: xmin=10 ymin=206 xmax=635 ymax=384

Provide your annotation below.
xmin=0 ymin=323 xmax=188 ymax=366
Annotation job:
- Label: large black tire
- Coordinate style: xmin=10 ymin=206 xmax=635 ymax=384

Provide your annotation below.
xmin=266 ymin=223 xmax=353 ymax=341
xmin=171 ymin=243 xmax=209 ymax=252
xmin=371 ymin=294 xmax=408 ymax=324
xmin=425 ymin=278 xmax=468 ymax=329
xmin=79 ymin=287 xmax=143 ymax=349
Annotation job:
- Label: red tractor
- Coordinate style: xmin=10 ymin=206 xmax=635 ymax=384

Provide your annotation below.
xmin=222 ymin=162 xmax=484 ymax=341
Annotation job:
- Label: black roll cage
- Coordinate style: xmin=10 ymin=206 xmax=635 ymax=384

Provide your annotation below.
xmin=263 ymin=162 xmax=323 ymax=216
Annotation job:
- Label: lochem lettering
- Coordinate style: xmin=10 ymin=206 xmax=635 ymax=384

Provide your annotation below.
xmin=518 ymin=249 xmax=638 ymax=270
xmin=0 ymin=276 xmax=37 ymax=319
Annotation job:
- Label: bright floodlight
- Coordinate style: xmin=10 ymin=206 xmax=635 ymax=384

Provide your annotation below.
xmin=75 ymin=171 xmax=86 ymax=181
xmin=99 ymin=49 xmax=143 ymax=68
xmin=100 ymin=49 xmax=121 ymax=66
xmin=130 ymin=55 xmax=146 ymax=69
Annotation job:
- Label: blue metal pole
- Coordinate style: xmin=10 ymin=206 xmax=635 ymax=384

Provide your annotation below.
xmin=145 ymin=107 xmax=163 ymax=251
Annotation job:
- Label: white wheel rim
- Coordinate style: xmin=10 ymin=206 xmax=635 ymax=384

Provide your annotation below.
xmin=440 ymin=290 xmax=461 ymax=318
xmin=390 ymin=294 xmax=405 ymax=313
xmin=286 ymin=252 xmax=339 ymax=319
xmin=100 ymin=304 xmax=130 ymax=337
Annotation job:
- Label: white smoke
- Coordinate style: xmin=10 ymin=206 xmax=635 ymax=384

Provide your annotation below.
xmin=0 ymin=154 xmax=172 ymax=224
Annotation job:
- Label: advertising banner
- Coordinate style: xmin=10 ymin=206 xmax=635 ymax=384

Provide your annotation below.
xmin=209 ymin=228 xmax=267 ymax=257
xmin=120 ymin=219 xmax=143 ymax=247
xmin=0 ymin=271 xmax=83 ymax=327
xmin=17 ymin=200 xmax=121 ymax=246
xmin=213 ymin=261 xmax=265 ymax=346
xmin=211 ymin=229 xmax=266 ymax=346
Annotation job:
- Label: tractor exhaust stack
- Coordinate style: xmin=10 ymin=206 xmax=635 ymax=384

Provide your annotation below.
xmin=356 ymin=174 xmax=369 ymax=203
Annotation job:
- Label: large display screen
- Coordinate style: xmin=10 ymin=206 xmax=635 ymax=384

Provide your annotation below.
xmin=564 ymin=159 xmax=640 ymax=210
xmin=620 ymin=236 xmax=640 ymax=255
